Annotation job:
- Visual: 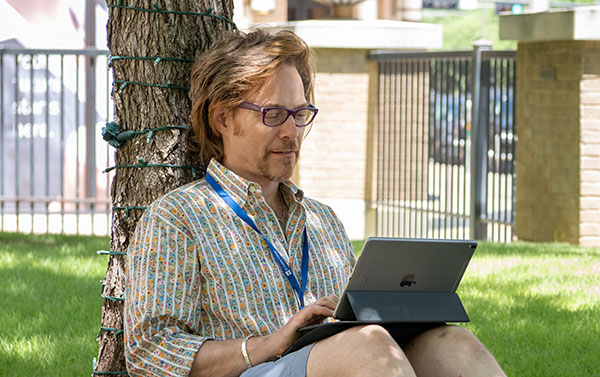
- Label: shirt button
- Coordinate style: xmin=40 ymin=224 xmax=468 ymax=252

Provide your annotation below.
xmin=249 ymin=185 xmax=256 ymax=193
xmin=267 ymin=220 xmax=274 ymax=227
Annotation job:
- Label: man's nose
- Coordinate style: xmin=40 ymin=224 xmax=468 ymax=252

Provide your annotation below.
xmin=278 ymin=115 xmax=300 ymax=139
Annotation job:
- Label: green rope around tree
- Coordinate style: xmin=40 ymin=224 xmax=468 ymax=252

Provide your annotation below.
xmin=103 ymin=158 xmax=198 ymax=176
xmin=114 ymin=79 xmax=190 ymax=93
xmin=102 ymin=121 xmax=189 ymax=148
xmin=99 ymin=327 xmax=124 ymax=336
xmin=92 ymin=356 xmax=128 ymax=375
xmin=108 ymin=55 xmax=194 ymax=68
xmin=101 ymin=294 xmax=125 ymax=302
xmin=106 ymin=1 xmax=237 ymax=28
xmin=112 ymin=206 xmax=148 ymax=218
xmin=92 ymin=369 xmax=128 ymax=376
xmin=97 ymin=250 xmax=127 ymax=256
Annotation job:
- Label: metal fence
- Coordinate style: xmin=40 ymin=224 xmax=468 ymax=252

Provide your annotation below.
xmin=370 ymin=47 xmax=516 ymax=242
xmin=1 ymin=47 xmax=516 ymax=241
xmin=0 ymin=48 xmax=114 ymax=235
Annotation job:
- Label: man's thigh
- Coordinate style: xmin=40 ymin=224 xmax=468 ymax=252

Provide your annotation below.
xmin=240 ymin=343 xmax=315 ymax=377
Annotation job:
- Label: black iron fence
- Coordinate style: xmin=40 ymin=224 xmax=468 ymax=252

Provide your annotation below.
xmin=370 ymin=46 xmax=516 ymax=242
xmin=0 ymin=48 xmax=113 ymax=235
xmin=0 ymin=47 xmax=516 ymax=242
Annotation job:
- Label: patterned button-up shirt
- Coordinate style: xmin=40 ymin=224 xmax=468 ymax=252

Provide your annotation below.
xmin=124 ymin=159 xmax=356 ymax=376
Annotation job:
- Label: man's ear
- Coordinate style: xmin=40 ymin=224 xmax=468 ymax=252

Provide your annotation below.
xmin=213 ymin=105 xmax=230 ymax=136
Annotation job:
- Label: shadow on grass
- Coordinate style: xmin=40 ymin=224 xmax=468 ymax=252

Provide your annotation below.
xmin=0 ymin=233 xmax=109 ymax=377
xmin=461 ymin=279 xmax=600 ymax=377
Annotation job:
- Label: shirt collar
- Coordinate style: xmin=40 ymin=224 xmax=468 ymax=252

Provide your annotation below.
xmin=206 ymin=159 xmax=304 ymax=206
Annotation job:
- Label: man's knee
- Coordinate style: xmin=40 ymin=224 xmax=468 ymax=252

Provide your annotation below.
xmin=407 ymin=325 xmax=487 ymax=355
xmin=404 ymin=325 xmax=502 ymax=375
xmin=308 ymin=325 xmax=414 ymax=377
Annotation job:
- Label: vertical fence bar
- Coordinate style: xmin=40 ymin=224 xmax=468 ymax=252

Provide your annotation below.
xmin=489 ymin=58 xmax=497 ymax=241
xmin=398 ymin=59 xmax=404 ymax=237
xmin=392 ymin=60 xmax=399 ymax=237
xmin=498 ymin=58 xmax=506 ymax=241
xmin=75 ymin=54 xmax=80 ymax=234
xmin=433 ymin=59 xmax=441 ymax=239
xmin=450 ymin=59 xmax=457 ymax=238
xmin=502 ymin=58 xmax=510 ymax=242
xmin=443 ymin=59 xmax=450 ymax=239
xmin=45 ymin=54 xmax=50 ymax=233
xmin=0 ymin=53 xmax=4 ymax=230
xmin=29 ymin=54 xmax=34 ymax=233
xmin=464 ymin=58 xmax=471 ymax=239
xmin=380 ymin=61 xmax=388 ymax=235
xmin=510 ymin=58 xmax=517 ymax=241
xmin=419 ymin=59 xmax=425 ymax=237
xmin=376 ymin=61 xmax=382 ymax=235
xmin=389 ymin=60 xmax=395 ymax=236
xmin=462 ymin=58 xmax=469 ymax=239
xmin=86 ymin=52 xmax=97 ymax=235
xmin=14 ymin=54 xmax=20 ymax=232
xmin=60 ymin=55 xmax=65 ymax=233
xmin=406 ymin=59 xmax=416 ymax=237
xmin=470 ymin=43 xmax=491 ymax=240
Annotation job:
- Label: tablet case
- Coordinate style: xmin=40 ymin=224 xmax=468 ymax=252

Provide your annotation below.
xmin=284 ymin=290 xmax=470 ymax=355
xmin=338 ymin=290 xmax=469 ymax=322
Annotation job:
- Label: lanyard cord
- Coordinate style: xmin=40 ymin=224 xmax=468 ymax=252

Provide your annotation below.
xmin=205 ymin=172 xmax=309 ymax=309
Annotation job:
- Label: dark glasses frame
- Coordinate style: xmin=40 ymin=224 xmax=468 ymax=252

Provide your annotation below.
xmin=237 ymin=101 xmax=319 ymax=127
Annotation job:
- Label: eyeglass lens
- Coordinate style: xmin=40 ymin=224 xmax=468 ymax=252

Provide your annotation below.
xmin=264 ymin=108 xmax=315 ymax=127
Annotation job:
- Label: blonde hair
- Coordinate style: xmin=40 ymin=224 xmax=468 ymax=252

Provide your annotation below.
xmin=187 ymin=29 xmax=315 ymax=166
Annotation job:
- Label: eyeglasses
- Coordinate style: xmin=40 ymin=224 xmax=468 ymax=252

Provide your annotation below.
xmin=237 ymin=101 xmax=319 ymax=127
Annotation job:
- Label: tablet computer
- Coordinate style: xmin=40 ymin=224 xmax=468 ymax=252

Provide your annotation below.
xmin=284 ymin=238 xmax=477 ymax=354
xmin=333 ymin=237 xmax=477 ymax=320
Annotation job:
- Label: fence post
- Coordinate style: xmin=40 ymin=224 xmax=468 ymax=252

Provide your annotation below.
xmin=85 ymin=0 xmax=97 ymax=206
xmin=470 ymin=40 xmax=492 ymax=240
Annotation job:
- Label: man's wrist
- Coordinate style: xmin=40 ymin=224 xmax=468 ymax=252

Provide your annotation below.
xmin=247 ymin=334 xmax=287 ymax=365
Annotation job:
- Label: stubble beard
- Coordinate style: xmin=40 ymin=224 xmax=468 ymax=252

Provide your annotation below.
xmin=259 ymin=140 xmax=300 ymax=183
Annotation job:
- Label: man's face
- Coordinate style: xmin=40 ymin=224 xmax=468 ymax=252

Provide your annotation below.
xmin=219 ymin=64 xmax=307 ymax=185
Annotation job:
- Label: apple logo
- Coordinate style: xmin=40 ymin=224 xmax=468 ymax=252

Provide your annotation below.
xmin=400 ymin=274 xmax=416 ymax=287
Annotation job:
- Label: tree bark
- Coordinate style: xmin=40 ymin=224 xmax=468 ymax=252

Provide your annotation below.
xmin=95 ymin=1 xmax=234 ymax=375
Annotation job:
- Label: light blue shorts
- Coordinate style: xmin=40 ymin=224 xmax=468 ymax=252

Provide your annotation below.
xmin=240 ymin=343 xmax=315 ymax=377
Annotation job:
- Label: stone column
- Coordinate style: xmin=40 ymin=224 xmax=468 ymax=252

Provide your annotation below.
xmin=500 ymin=7 xmax=600 ymax=246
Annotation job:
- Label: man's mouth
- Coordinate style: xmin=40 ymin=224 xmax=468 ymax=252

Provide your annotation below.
xmin=271 ymin=150 xmax=296 ymax=156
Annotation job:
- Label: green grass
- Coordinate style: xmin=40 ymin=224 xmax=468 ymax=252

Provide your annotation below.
xmin=352 ymin=239 xmax=600 ymax=376
xmin=0 ymin=232 xmax=109 ymax=377
xmin=1 ymin=234 xmax=598 ymax=376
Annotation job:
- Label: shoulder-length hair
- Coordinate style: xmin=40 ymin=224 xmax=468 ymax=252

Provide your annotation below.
xmin=187 ymin=29 xmax=315 ymax=166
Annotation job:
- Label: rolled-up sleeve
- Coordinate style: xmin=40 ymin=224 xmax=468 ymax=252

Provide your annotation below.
xmin=124 ymin=198 xmax=208 ymax=376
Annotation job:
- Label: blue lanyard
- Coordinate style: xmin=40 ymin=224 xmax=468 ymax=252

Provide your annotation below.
xmin=205 ymin=173 xmax=309 ymax=309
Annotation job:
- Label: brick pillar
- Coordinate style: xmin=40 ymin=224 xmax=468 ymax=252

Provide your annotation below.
xmin=500 ymin=8 xmax=600 ymax=246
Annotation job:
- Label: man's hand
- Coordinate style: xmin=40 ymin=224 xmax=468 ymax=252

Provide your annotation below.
xmin=265 ymin=294 xmax=339 ymax=357
xmin=190 ymin=295 xmax=340 ymax=377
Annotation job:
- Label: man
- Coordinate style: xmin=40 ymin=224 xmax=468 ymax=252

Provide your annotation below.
xmin=124 ymin=29 xmax=507 ymax=377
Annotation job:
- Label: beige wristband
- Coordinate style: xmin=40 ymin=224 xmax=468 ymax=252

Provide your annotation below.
xmin=241 ymin=335 xmax=254 ymax=369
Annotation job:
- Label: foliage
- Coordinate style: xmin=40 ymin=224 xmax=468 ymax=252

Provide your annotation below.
xmin=422 ymin=8 xmax=518 ymax=50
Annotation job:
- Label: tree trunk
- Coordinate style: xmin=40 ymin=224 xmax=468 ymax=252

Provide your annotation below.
xmin=94 ymin=1 xmax=234 ymax=375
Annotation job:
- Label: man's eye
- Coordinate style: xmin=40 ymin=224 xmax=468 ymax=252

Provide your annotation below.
xmin=265 ymin=110 xmax=286 ymax=120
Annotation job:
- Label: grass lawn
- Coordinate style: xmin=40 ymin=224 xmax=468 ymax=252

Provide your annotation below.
xmin=0 ymin=232 xmax=109 ymax=376
xmin=0 ymin=233 xmax=598 ymax=376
